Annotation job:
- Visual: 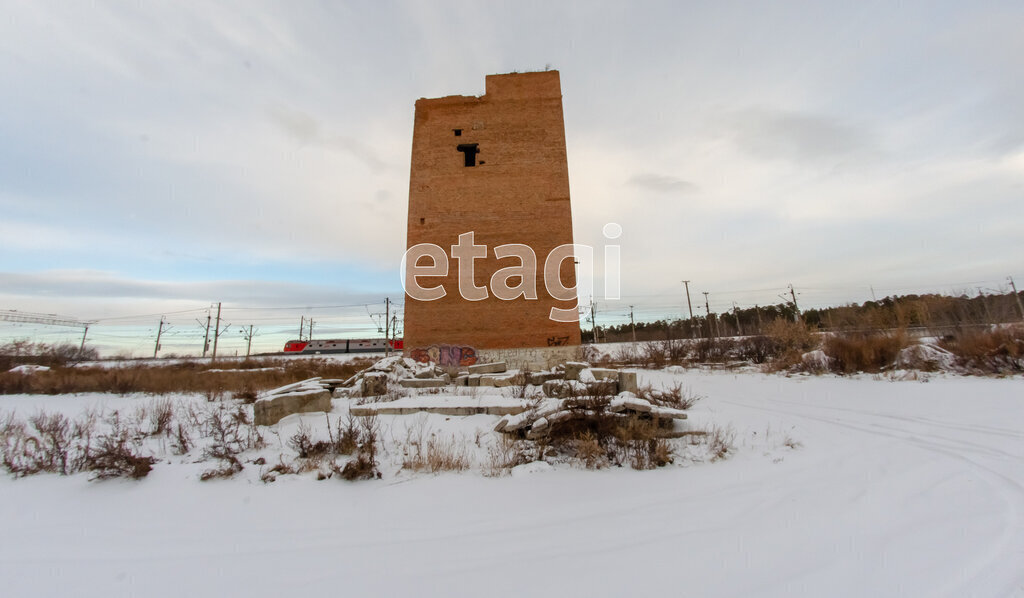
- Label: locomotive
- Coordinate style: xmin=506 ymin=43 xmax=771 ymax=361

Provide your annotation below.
xmin=282 ymin=338 xmax=403 ymax=354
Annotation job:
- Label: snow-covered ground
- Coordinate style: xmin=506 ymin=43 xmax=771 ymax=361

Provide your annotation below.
xmin=1 ymin=369 xmax=1022 ymax=597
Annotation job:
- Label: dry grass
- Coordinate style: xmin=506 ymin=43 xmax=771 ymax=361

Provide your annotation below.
xmin=485 ymin=434 xmax=533 ymax=476
xmin=0 ymin=357 xmax=373 ymax=396
xmin=402 ymin=434 xmax=471 ymax=473
xmin=939 ymin=325 xmax=1024 ymax=373
xmin=638 ymin=382 xmax=703 ymax=410
xmin=822 ymin=331 xmax=909 ymax=374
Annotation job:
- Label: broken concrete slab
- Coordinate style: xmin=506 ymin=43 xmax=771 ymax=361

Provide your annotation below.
xmin=254 ymin=388 xmax=332 ymax=426
xmin=563 ymin=361 xmax=590 ymax=381
xmin=469 ymin=361 xmax=508 ymax=374
xmin=589 ymin=368 xmax=619 ymax=381
xmin=349 ymin=395 xmax=529 ymax=417
xmin=361 ymin=372 xmax=388 ymax=397
xmin=618 ymin=371 xmax=638 ymax=395
xmin=398 ymin=377 xmax=447 ymax=388
xmin=479 ymin=371 xmax=522 ymax=387
xmin=528 ymin=371 xmax=564 ymax=385
xmin=543 ymin=379 xmax=571 ymax=398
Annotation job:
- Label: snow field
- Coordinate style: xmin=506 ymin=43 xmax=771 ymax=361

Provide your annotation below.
xmin=0 ymin=369 xmax=1022 ymax=597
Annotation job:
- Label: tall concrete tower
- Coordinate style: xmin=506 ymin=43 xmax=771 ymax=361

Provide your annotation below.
xmin=404 ymin=71 xmax=581 ymax=367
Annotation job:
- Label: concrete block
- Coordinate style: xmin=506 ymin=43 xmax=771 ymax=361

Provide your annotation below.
xmin=361 ymin=372 xmax=388 ymax=397
xmin=618 ymin=371 xmax=638 ymax=395
xmin=254 ymin=389 xmax=332 ymax=426
xmin=454 ymin=375 xmax=469 ymax=386
xmin=398 ymin=378 xmax=446 ymax=388
xmin=468 ymin=374 xmax=481 ymax=387
xmin=528 ymin=371 xmax=564 ymax=385
xmin=480 ymin=372 xmax=522 ymax=388
xmin=543 ymin=379 xmax=570 ymax=398
xmin=564 ymin=361 xmax=590 ymax=381
xmin=469 ymin=361 xmax=507 ymax=375
xmin=589 ymin=368 xmax=619 ymax=381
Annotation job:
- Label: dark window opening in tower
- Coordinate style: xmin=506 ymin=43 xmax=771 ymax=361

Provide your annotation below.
xmin=456 ymin=143 xmax=479 ymax=167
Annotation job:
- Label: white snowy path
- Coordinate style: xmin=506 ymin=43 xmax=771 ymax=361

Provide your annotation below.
xmin=1 ymin=372 xmax=1022 ymax=597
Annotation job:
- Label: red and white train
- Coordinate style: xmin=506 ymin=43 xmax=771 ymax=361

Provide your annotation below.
xmin=282 ymin=338 xmax=403 ymax=354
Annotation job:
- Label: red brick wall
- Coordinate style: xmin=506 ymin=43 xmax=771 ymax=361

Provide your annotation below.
xmin=404 ymin=71 xmax=582 ymax=351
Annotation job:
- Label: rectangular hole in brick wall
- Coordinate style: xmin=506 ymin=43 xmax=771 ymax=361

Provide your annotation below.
xmin=456 ymin=143 xmax=479 ymax=167
xmin=453 ymin=129 xmax=462 ymax=136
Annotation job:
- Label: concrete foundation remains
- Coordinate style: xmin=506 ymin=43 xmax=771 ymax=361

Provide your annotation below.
xmin=254 ymin=378 xmax=333 ymax=426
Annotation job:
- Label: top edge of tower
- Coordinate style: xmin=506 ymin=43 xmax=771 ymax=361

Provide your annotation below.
xmin=416 ymin=70 xmax=561 ymax=106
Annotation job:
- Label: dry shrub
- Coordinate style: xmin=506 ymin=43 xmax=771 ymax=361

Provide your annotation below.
xmin=613 ymin=344 xmax=640 ymax=365
xmin=638 ymin=382 xmax=702 ymax=410
xmin=149 ymin=398 xmax=174 ymax=436
xmin=537 ymin=400 xmax=674 ymax=470
xmin=703 ymin=424 xmax=736 ymax=462
xmin=260 ymin=457 xmax=296 ymax=483
xmin=823 ymin=331 xmax=908 ymax=374
xmin=287 ymin=414 xmax=359 ymax=463
xmin=0 ymin=340 xmax=99 ymax=370
xmin=939 ymin=326 xmax=1024 ymax=373
xmin=200 ymin=404 xmax=263 ymax=480
xmin=735 ymin=335 xmax=780 ymax=364
xmin=402 ymin=433 xmax=471 ymax=473
xmin=485 ymin=434 xmax=533 ymax=476
xmin=86 ymin=412 xmax=156 ymax=479
xmin=572 ymin=431 xmax=606 ymax=469
xmin=692 ymin=337 xmax=737 ymax=363
xmin=232 ymin=384 xmax=259 ymax=403
xmin=762 ymin=319 xmax=817 ymax=369
xmin=339 ymin=416 xmax=380 ymax=481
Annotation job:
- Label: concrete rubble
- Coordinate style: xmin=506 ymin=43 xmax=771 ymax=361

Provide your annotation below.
xmin=493 ymin=393 xmax=688 ymax=440
xmin=253 ymin=357 xmax=654 ymax=426
xmin=331 ymin=356 xmax=654 ymax=419
xmin=254 ymin=378 xmax=333 ymax=426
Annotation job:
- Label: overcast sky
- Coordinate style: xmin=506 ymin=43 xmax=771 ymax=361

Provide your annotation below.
xmin=2 ymin=1 xmax=1022 ymax=352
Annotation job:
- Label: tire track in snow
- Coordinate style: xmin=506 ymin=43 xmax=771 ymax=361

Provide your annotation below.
xmin=718 ymin=394 xmax=1024 ymax=597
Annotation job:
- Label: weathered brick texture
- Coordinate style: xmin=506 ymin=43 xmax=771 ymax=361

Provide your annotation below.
xmin=404 ymin=71 xmax=582 ymax=351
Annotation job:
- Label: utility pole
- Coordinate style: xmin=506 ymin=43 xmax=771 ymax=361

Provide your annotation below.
xmin=682 ymin=280 xmax=694 ymax=339
xmin=199 ymin=311 xmax=211 ymax=358
xmin=1010 ymin=276 xmax=1024 ymax=321
xmin=703 ymin=291 xmax=713 ymax=339
xmin=629 ymin=305 xmax=636 ymax=343
xmin=299 ymin=316 xmax=305 ymax=341
xmin=755 ymin=304 xmax=763 ymax=333
xmin=733 ymin=303 xmax=743 ymax=337
xmin=211 ymin=302 xmax=222 ymax=361
xmin=789 ymin=284 xmax=801 ymax=322
xmin=154 ymin=316 xmax=165 ymax=359
xmin=590 ymin=300 xmax=599 ymax=343
xmin=308 ymin=318 xmax=314 ymax=341
xmin=79 ymin=325 xmax=89 ymax=354
xmin=385 ymin=297 xmax=391 ymax=357
xmin=240 ymin=325 xmax=256 ymax=358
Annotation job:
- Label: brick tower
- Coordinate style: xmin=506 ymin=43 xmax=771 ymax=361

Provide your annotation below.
xmin=404 ymin=71 xmax=581 ymax=364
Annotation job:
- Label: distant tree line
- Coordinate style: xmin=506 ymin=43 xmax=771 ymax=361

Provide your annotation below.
xmin=588 ymin=290 xmax=1024 ymax=343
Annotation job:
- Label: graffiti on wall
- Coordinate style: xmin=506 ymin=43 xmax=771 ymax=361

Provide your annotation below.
xmin=410 ymin=344 xmax=478 ymax=367
xmin=547 ymin=335 xmax=569 ymax=347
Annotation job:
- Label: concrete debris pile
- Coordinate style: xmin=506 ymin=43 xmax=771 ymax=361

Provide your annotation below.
xmin=254 ymin=377 xmax=334 ymax=426
xmin=341 ymin=357 xmax=643 ymax=401
xmin=493 ymin=393 xmax=688 ymax=440
xmin=335 ymin=356 xmax=439 ymax=396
